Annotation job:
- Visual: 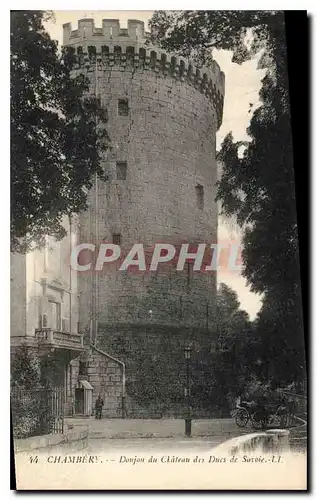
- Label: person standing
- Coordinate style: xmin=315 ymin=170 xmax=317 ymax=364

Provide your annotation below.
xmin=95 ymin=394 xmax=104 ymax=419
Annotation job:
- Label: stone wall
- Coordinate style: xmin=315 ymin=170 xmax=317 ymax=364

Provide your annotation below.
xmin=68 ymin=20 xmax=223 ymax=334
xmin=95 ymin=322 xmax=215 ymax=418
xmin=14 ymin=428 xmax=89 ymax=455
xmin=68 ymin=345 xmax=124 ymax=418
xmin=77 ymin=63 xmax=219 ymax=330
xmin=64 ymin=19 xmax=224 ymax=413
xmin=87 ymin=346 xmax=124 ymax=418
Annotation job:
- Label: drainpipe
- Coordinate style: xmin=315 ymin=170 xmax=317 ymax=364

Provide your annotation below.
xmin=93 ymin=168 xmax=99 ymax=348
xmin=69 ymin=215 xmax=72 ymax=334
xmin=94 ymin=55 xmax=99 ymax=348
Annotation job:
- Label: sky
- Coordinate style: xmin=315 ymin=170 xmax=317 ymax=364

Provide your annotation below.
xmin=45 ymin=10 xmax=266 ymax=319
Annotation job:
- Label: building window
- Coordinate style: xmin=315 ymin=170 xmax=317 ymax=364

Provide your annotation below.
xmin=116 ymin=161 xmax=127 ymax=180
xmin=112 ymin=233 xmax=121 ymax=245
xmin=79 ymin=361 xmax=88 ymax=376
xmin=38 ymin=314 xmax=47 ymax=328
xmin=48 ymin=301 xmax=61 ymax=330
xmin=62 ymin=318 xmax=69 ymax=332
xmin=195 ymin=184 xmax=204 ymax=210
xmin=126 ymin=47 xmax=135 ymax=63
xmin=118 ymin=99 xmax=129 ymax=116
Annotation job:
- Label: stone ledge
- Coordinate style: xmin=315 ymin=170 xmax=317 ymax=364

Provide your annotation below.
xmin=14 ymin=428 xmax=89 ymax=454
xmin=213 ymin=429 xmax=290 ymax=455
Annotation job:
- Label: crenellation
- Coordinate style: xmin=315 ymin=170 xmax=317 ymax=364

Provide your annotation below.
xmin=127 ymin=19 xmax=145 ymax=39
xmin=63 ymin=19 xmax=224 ymax=104
xmin=78 ymin=18 xmax=95 ymax=39
xmin=102 ymin=19 xmax=120 ymax=38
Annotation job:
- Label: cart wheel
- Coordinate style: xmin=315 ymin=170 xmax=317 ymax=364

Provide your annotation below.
xmin=252 ymin=411 xmax=268 ymax=430
xmin=235 ymin=409 xmax=249 ymax=427
xmin=279 ymin=410 xmax=291 ymax=428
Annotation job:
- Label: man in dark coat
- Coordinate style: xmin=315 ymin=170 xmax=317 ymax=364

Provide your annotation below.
xmin=95 ymin=394 xmax=104 ymax=419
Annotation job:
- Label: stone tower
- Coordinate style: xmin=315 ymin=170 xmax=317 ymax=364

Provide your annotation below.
xmin=63 ymin=19 xmax=225 ymax=413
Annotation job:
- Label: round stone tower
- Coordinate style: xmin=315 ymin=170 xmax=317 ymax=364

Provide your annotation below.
xmin=63 ymin=19 xmax=225 ymax=402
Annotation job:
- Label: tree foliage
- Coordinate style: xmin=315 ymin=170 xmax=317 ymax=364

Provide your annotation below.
xmin=150 ymin=11 xmax=306 ymax=385
xmin=11 ymin=10 xmax=109 ymax=251
xmin=191 ymin=283 xmax=254 ymax=413
xmin=11 ymin=344 xmax=40 ymax=389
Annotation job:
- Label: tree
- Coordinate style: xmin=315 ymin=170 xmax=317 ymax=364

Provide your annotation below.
xmin=11 ymin=11 xmax=109 ymax=252
xmin=11 ymin=344 xmax=40 ymax=389
xmin=190 ymin=283 xmax=254 ymax=415
xmin=11 ymin=344 xmax=51 ymax=438
xmin=150 ymin=11 xmax=306 ymax=384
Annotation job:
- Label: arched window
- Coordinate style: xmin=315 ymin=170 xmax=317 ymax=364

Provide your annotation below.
xmin=88 ymin=46 xmax=96 ymax=60
xmin=139 ymin=47 xmax=146 ymax=67
xmin=150 ymin=51 xmax=157 ymax=69
xmin=179 ymin=60 xmax=185 ymax=77
xmin=170 ymin=56 xmax=176 ymax=73
xmin=114 ymin=45 xmax=122 ymax=62
xmin=160 ymin=53 xmax=167 ymax=71
xmin=126 ymin=46 xmax=135 ymax=64
xmin=139 ymin=48 xmax=146 ymax=60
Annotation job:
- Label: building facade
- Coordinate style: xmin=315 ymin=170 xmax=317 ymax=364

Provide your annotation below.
xmin=10 ymin=215 xmax=124 ymax=418
xmin=11 ymin=215 xmax=80 ymax=350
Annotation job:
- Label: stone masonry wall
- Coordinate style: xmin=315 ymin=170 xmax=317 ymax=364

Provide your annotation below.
xmin=96 ymin=322 xmax=215 ymax=418
xmin=64 ymin=19 xmax=225 ymax=413
xmin=65 ymin=19 xmax=223 ymax=332
xmin=69 ymin=346 xmax=123 ymax=418
xmin=87 ymin=346 xmax=123 ymax=418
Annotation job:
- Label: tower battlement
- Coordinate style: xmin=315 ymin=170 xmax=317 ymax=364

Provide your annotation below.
xmin=63 ymin=19 xmax=147 ymax=45
xmin=63 ymin=19 xmax=225 ymax=129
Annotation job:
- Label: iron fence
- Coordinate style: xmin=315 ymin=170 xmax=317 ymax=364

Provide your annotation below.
xmin=11 ymin=386 xmax=64 ymax=439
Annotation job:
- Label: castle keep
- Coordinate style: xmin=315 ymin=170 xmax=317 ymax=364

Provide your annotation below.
xmin=67 ymin=18 xmax=225 ymax=415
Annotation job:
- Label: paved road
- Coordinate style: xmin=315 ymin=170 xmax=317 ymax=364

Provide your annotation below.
xmin=65 ymin=417 xmax=251 ymax=439
xmin=85 ymin=437 xmax=225 ymax=453
xmin=65 ymin=417 xmax=306 ymax=453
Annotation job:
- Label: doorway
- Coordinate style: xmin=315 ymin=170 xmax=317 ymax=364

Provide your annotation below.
xmin=75 ymin=388 xmax=84 ymax=415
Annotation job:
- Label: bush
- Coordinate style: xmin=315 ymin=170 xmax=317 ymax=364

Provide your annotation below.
xmin=11 ymin=345 xmax=49 ymax=438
